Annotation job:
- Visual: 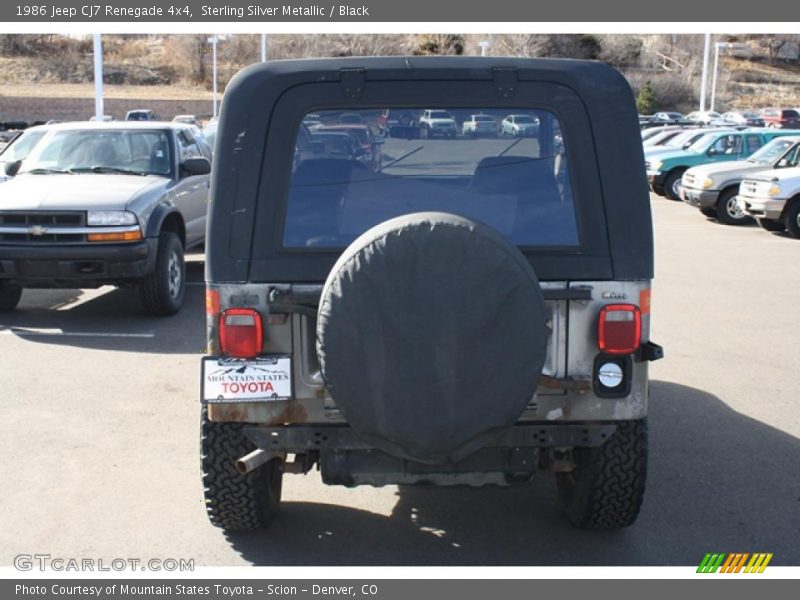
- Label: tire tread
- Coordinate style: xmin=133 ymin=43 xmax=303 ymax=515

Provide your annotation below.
xmin=201 ymin=408 xmax=282 ymax=531
xmin=558 ymin=419 xmax=647 ymax=529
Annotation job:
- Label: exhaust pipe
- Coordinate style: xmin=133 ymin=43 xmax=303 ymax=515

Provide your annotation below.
xmin=235 ymin=449 xmax=272 ymax=475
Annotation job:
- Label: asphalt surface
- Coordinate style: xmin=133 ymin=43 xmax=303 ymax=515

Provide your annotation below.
xmin=1 ymin=194 xmax=799 ymax=567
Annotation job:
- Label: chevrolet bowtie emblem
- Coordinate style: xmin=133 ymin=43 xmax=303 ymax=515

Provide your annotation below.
xmin=28 ymin=225 xmax=48 ymax=236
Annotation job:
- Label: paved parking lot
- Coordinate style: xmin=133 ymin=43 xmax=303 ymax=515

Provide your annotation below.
xmin=1 ymin=196 xmax=799 ymax=566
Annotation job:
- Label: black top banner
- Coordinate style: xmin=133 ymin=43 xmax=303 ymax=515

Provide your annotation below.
xmin=0 ymin=0 xmax=789 ymax=22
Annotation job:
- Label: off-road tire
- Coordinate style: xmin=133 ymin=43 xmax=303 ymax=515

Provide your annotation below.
xmin=715 ymin=187 xmax=749 ymax=225
xmin=0 ymin=282 xmax=22 ymax=312
xmin=139 ymin=231 xmax=185 ymax=316
xmin=757 ymin=218 xmax=785 ymax=232
xmin=201 ymin=407 xmax=283 ymax=531
xmin=785 ymin=201 xmax=800 ymax=239
xmin=556 ymin=419 xmax=647 ymax=529
xmin=664 ymin=170 xmax=686 ymax=201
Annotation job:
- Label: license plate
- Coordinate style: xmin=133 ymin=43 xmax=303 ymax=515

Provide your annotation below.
xmin=201 ymin=356 xmax=292 ymax=403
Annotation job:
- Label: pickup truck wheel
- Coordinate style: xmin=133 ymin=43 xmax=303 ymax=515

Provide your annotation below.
xmin=139 ymin=231 xmax=185 ymax=316
xmin=0 ymin=282 xmax=22 ymax=312
xmin=651 ymin=185 xmax=665 ymax=197
xmin=201 ymin=407 xmax=283 ymax=531
xmin=757 ymin=217 xmax=785 ymax=232
xmin=715 ymin=188 xmax=749 ymax=225
xmin=556 ymin=419 xmax=647 ymax=529
xmin=664 ymin=170 xmax=685 ymax=201
xmin=785 ymin=202 xmax=800 ymax=238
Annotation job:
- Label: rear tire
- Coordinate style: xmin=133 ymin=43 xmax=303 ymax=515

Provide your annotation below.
xmin=0 ymin=282 xmax=22 ymax=312
xmin=715 ymin=187 xmax=749 ymax=225
xmin=664 ymin=170 xmax=686 ymax=201
xmin=785 ymin=201 xmax=800 ymax=238
xmin=757 ymin=218 xmax=785 ymax=232
xmin=556 ymin=419 xmax=647 ymax=529
xmin=201 ymin=407 xmax=283 ymax=531
xmin=139 ymin=231 xmax=185 ymax=316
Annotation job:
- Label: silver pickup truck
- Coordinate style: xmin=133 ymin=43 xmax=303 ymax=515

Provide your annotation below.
xmin=0 ymin=121 xmax=211 ymax=315
xmin=680 ymin=135 xmax=800 ymax=225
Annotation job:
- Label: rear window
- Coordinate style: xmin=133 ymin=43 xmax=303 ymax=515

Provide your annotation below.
xmin=283 ymin=108 xmax=578 ymax=249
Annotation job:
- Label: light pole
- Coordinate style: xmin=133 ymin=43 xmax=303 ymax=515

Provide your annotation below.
xmin=207 ymin=35 xmax=219 ymax=118
xmin=93 ymin=34 xmax=103 ymax=121
xmin=261 ymin=34 xmax=268 ymax=62
xmin=699 ymin=33 xmax=711 ymax=112
xmin=710 ymin=42 xmax=748 ymax=113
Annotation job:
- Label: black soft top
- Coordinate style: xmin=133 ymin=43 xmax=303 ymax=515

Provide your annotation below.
xmin=207 ymin=56 xmax=653 ymax=283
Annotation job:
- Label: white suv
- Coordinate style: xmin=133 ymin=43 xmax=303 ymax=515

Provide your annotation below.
xmin=739 ymin=165 xmax=800 ymax=236
xmin=419 ymin=109 xmax=457 ymax=138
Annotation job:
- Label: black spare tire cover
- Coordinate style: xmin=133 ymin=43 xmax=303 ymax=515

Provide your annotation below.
xmin=317 ymin=212 xmax=547 ymax=464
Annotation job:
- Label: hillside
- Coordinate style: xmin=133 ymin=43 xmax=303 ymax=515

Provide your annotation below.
xmin=1 ymin=34 xmax=799 ymax=122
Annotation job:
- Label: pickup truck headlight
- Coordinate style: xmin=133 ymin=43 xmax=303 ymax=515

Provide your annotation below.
xmin=87 ymin=210 xmax=138 ymax=226
xmin=702 ymin=177 xmax=714 ymax=189
xmin=768 ymin=184 xmax=782 ymax=197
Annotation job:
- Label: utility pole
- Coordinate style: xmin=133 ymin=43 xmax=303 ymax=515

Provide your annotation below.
xmin=699 ymin=33 xmax=711 ymax=112
xmin=207 ymin=35 xmax=218 ymax=118
xmin=93 ymin=34 xmax=103 ymax=120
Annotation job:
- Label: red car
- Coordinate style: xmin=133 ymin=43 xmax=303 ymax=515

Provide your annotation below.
xmin=315 ymin=124 xmax=382 ymax=170
xmin=761 ymin=108 xmax=800 ymax=129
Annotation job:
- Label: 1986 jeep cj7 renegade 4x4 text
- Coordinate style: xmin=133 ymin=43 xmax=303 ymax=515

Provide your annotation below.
xmin=200 ymin=57 xmax=663 ymax=531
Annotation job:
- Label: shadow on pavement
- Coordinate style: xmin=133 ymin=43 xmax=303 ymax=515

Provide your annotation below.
xmin=0 ymin=259 xmax=206 ymax=354
xmin=223 ymin=381 xmax=800 ymax=566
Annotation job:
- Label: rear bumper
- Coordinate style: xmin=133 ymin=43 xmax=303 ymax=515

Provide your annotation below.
xmin=0 ymin=239 xmax=157 ymax=287
xmin=243 ymin=422 xmax=618 ymax=452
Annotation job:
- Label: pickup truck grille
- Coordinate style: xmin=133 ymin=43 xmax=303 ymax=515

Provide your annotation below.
xmin=740 ymin=181 xmax=759 ymax=196
xmin=0 ymin=211 xmax=87 ymax=244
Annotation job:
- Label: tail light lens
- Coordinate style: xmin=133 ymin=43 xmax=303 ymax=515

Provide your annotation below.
xmin=219 ymin=308 xmax=263 ymax=358
xmin=598 ymin=304 xmax=641 ymax=355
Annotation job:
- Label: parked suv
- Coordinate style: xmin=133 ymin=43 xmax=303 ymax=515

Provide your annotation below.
xmin=680 ymin=135 xmax=800 ymax=224
xmin=761 ymin=108 xmax=800 ymax=129
xmin=201 ymin=57 xmax=662 ymax=532
xmin=0 ymin=124 xmax=50 ymax=184
xmin=0 ymin=122 xmax=211 ymax=314
xmin=739 ymin=165 xmax=800 ymax=236
xmin=418 ymin=109 xmax=457 ymax=138
xmin=646 ymin=129 xmax=795 ymax=199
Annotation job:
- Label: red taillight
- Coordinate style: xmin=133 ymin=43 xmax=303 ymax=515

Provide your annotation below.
xmin=598 ymin=304 xmax=641 ymax=355
xmin=219 ymin=308 xmax=263 ymax=358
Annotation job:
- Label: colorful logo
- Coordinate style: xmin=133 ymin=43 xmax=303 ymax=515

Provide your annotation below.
xmin=697 ymin=553 xmax=773 ymax=573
